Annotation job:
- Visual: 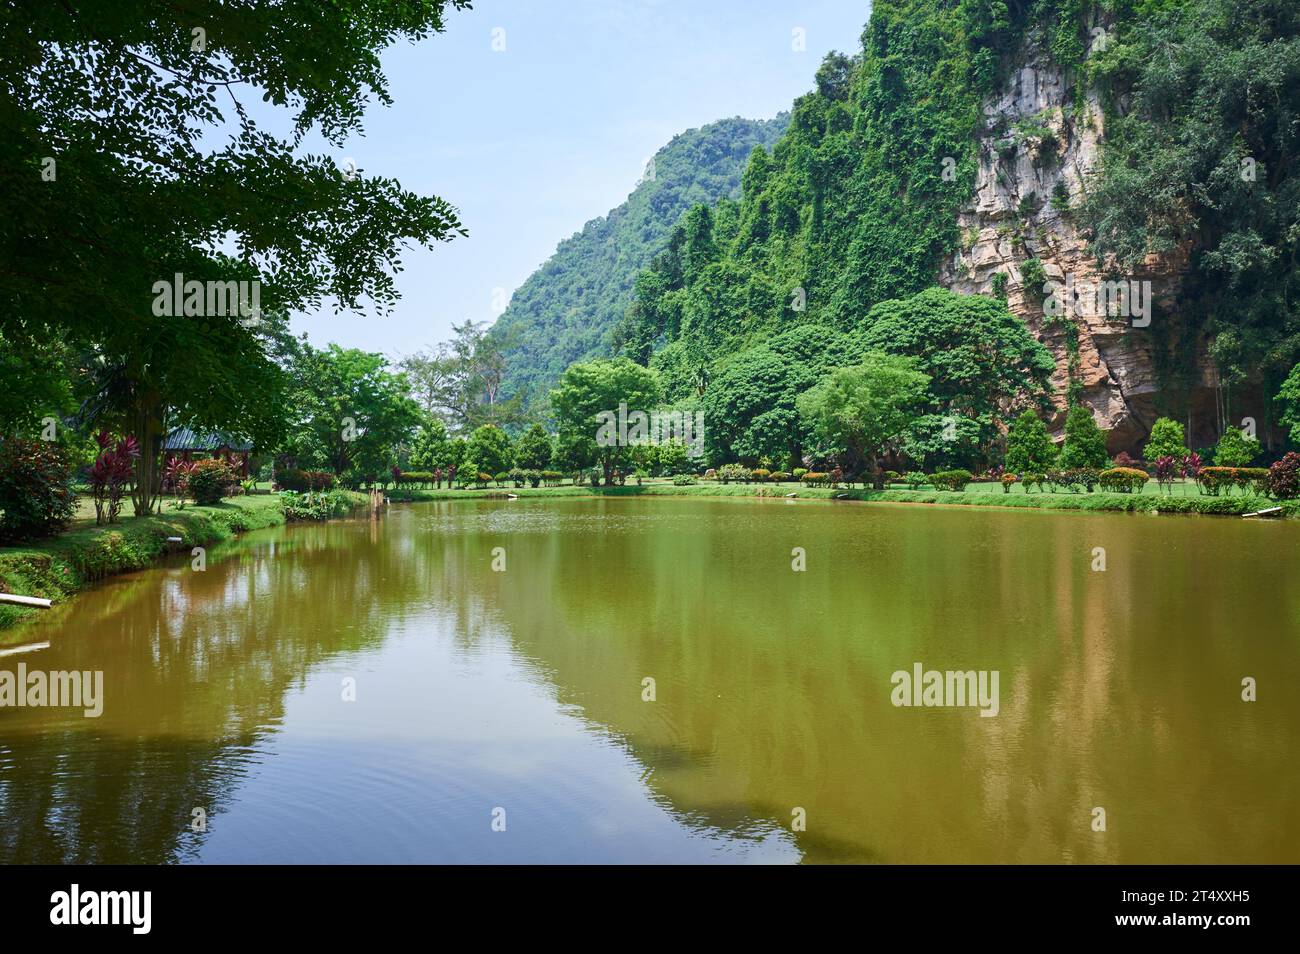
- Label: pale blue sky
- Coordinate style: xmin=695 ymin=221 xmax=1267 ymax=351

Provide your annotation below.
xmin=284 ymin=1 xmax=871 ymax=360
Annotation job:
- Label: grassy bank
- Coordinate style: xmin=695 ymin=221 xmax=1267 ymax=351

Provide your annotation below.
xmin=0 ymin=493 xmax=363 ymax=632
xmin=390 ymin=480 xmax=1300 ymax=516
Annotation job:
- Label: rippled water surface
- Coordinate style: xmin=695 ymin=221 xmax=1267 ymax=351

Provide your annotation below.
xmin=2 ymin=497 xmax=1297 ymax=863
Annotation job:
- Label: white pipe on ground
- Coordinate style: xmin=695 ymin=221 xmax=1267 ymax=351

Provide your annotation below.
xmin=0 ymin=593 xmax=52 ymax=608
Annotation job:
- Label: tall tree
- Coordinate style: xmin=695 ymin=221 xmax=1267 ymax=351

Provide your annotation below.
xmin=551 ymin=359 xmax=660 ymax=485
xmin=796 ymin=353 xmax=931 ymax=487
xmin=0 ymin=1 xmax=469 ymax=510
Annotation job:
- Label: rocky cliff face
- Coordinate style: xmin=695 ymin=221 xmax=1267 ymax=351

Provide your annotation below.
xmin=937 ymin=45 xmax=1217 ymax=453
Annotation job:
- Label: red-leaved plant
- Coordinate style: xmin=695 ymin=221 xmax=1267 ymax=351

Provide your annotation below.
xmin=90 ymin=432 xmax=139 ymax=524
xmin=1153 ymin=454 xmax=1179 ymax=492
xmin=163 ymin=457 xmax=195 ymax=496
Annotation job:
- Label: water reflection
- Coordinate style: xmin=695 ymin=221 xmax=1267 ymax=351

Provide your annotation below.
xmin=1 ymin=498 xmax=1297 ymax=863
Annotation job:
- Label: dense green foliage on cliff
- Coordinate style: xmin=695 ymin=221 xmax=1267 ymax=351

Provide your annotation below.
xmin=487 ymin=114 xmax=789 ymax=406
xmin=608 ymin=0 xmax=1300 ymax=466
xmin=1079 ymin=0 xmax=1300 ymax=428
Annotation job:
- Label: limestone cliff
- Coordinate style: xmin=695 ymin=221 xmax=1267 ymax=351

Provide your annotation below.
xmin=937 ymin=44 xmax=1214 ymax=453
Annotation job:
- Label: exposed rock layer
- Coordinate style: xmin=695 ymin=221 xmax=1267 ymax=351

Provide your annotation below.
xmin=937 ymin=50 xmax=1224 ymax=452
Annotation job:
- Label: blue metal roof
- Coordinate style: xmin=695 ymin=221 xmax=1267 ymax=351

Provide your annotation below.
xmin=163 ymin=427 xmax=253 ymax=452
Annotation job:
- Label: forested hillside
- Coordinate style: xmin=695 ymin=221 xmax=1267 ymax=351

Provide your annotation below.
xmin=487 ymin=114 xmax=789 ymax=406
xmin=616 ymin=0 xmax=1300 ymax=460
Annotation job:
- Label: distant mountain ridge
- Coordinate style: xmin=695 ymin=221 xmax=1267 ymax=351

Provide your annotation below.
xmin=488 ymin=113 xmax=790 ymax=406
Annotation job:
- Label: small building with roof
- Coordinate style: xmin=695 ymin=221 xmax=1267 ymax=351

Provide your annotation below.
xmin=162 ymin=427 xmax=254 ymax=477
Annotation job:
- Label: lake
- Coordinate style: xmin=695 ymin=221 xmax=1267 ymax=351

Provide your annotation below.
xmin=2 ymin=497 xmax=1297 ymax=863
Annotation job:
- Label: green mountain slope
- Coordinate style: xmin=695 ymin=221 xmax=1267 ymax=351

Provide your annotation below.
xmin=489 ymin=114 xmax=790 ymax=405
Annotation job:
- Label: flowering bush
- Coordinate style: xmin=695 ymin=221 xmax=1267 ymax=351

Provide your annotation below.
xmin=89 ymin=432 xmax=139 ymax=524
xmin=1021 ymin=472 xmax=1044 ymax=492
xmin=0 ymin=437 xmax=77 ymax=543
xmin=1001 ymin=473 xmax=1018 ymax=493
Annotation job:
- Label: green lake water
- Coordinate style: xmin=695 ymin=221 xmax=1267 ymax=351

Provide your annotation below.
xmin=1 ymin=496 xmax=1297 ymax=863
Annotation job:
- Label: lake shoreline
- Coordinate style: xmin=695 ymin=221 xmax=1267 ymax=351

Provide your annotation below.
xmin=0 ymin=493 xmax=367 ymax=633
xmin=4 ymin=482 xmax=1294 ymax=633
xmin=391 ymin=480 xmax=1300 ymax=517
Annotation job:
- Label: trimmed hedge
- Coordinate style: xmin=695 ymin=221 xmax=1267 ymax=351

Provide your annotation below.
xmin=1099 ymin=467 xmax=1148 ymax=493
xmin=274 ymin=468 xmax=336 ymax=492
xmin=927 ymin=469 xmax=973 ymax=491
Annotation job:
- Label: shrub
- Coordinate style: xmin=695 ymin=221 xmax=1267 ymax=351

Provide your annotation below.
xmin=672 ymin=474 xmax=697 ymax=486
xmin=396 ymin=471 xmax=435 ymax=488
xmin=0 ymin=437 xmax=78 ymax=543
xmin=904 ymin=471 xmax=927 ymax=490
xmin=1044 ymin=469 xmax=1067 ymax=492
xmin=1143 ymin=417 xmax=1187 ymax=462
xmin=274 ymin=468 xmax=335 ymax=492
xmin=800 ymin=471 xmax=830 ymax=486
xmin=89 ymin=432 xmax=139 ymax=524
xmin=883 ymin=470 xmax=900 ymax=484
xmin=1005 ymin=411 xmax=1057 ymax=473
xmin=1071 ymin=467 xmax=1100 ymax=492
xmin=540 ymin=470 xmax=562 ymax=487
xmin=1182 ymin=451 xmax=1203 ymax=481
xmin=1099 ymin=467 xmax=1147 ymax=493
xmin=1111 ymin=451 xmax=1141 ymax=469
xmin=1153 ymin=456 xmax=1179 ymax=491
xmin=523 ymin=469 xmax=542 ymax=488
xmin=1060 ymin=406 xmax=1109 ymax=469
xmin=1267 ymin=452 xmax=1300 ymax=499
xmin=1199 ymin=466 xmax=1270 ymax=496
xmin=769 ymin=471 xmax=790 ymax=483
xmin=187 ymin=458 xmax=236 ymax=505
xmin=928 ymin=469 xmax=973 ymax=491
xmin=1001 ymin=473 xmax=1017 ymax=493
xmin=702 ymin=468 xmax=717 ymax=480
xmin=750 ymin=468 xmax=771 ymax=482
xmin=1021 ymin=472 xmax=1044 ymax=492
xmin=1212 ymin=428 xmax=1262 ymax=467
xmin=718 ymin=463 xmax=751 ymax=484
xmin=792 ymin=468 xmax=808 ymax=481
xmin=162 ymin=457 xmax=194 ymax=495
xmin=279 ymin=489 xmax=354 ymax=522
xmin=493 ymin=471 xmax=511 ymax=488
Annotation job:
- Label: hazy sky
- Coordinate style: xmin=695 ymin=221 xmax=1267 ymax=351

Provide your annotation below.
xmin=283 ymin=1 xmax=870 ymax=360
